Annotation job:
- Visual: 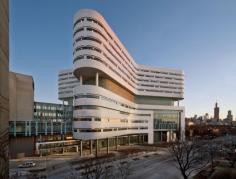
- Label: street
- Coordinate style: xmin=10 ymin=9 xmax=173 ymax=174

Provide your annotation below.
xmin=10 ymin=146 xmax=183 ymax=179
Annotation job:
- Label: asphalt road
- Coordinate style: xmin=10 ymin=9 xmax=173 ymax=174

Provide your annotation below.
xmin=46 ymin=148 xmax=182 ymax=179
xmin=129 ymin=155 xmax=181 ymax=179
xmin=10 ymin=147 xmax=183 ymax=179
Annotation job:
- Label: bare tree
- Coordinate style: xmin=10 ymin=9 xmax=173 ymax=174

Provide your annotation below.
xmin=0 ymin=130 xmax=8 ymax=179
xmin=82 ymin=159 xmax=103 ymax=179
xmin=65 ymin=173 xmax=79 ymax=179
xmin=73 ymin=156 xmax=131 ymax=179
xmin=169 ymin=140 xmax=208 ymax=179
xmin=103 ymin=164 xmax=115 ymax=179
xmin=225 ymin=148 xmax=236 ymax=168
xmin=65 ymin=161 xmax=80 ymax=179
xmin=224 ymin=135 xmax=236 ymax=168
xmin=117 ymin=161 xmax=131 ymax=179
xmin=206 ymin=140 xmax=218 ymax=171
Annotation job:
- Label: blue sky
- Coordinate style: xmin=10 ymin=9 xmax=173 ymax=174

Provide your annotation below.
xmin=10 ymin=0 xmax=236 ymax=118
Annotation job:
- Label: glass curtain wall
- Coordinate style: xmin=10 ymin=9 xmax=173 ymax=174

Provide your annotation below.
xmin=154 ymin=110 xmax=180 ymax=130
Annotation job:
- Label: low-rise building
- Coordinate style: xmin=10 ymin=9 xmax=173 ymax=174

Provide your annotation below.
xmin=9 ymin=72 xmax=34 ymax=121
xmin=9 ymin=72 xmax=73 ymax=158
xmin=34 ymin=101 xmax=73 ymax=122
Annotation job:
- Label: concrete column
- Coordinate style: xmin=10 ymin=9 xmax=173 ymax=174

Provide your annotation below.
xmin=29 ymin=121 xmax=31 ymax=136
xmin=116 ymin=136 xmax=118 ymax=150
xmin=51 ymin=120 xmax=53 ymax=135
xmin=25 ymin=121 xmax=27 ymax=136
xmin=80 ymin=76 xmax=83 ymax=85
xmin=142 ymin=134 xmax=145 ymax=143
xmin=180 ymin=111 xmax=185 ymax=141
xmin=90 ymin=140 xmax=93 ymax=155
xmin=60 ymin=122 xmax=63 ymax=134
xmin=107 ymin=138 xmax=109 ymax=154
xmin=128 ymin=136 xmax=130 ymax=145
xmin=173 ymin=133 xmax=176 ymax=141
xmin=96 ymin=72 xmax=99 ymax=86
xmin=35 ymin=121 xmax=38 ymax=136
xmin=148 ymin=116 xmax=154 ymax=144
xmin=167 ymin=131 xmax=170 ymax=142
xmin=96 ymin=139 xmax=98 ymax=157
xmin=64 ymin=121 xmax=67 ymax=134
xmin=76 ymin=146 xmax=78 ymax=153
xmin=45 ymin=121 xmax=47 ymax=135
xmin=14 ymin=120 xmax=16 ymax=137
xmin=160 ymin=132 xmax=163 ymax=142
xmin=80 ymin=140 xmax=83 ymax=157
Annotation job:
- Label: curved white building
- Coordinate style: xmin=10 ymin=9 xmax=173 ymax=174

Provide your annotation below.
xmin=62 ymin=9 xmax=185 ymax=145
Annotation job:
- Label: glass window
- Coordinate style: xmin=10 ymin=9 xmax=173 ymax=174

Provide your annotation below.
xmin=154 ymin=110 xmax=180 ymax=130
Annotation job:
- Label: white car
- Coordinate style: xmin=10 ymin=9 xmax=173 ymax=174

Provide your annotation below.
xmin=18 ymin=161 xmax=36 ymax=168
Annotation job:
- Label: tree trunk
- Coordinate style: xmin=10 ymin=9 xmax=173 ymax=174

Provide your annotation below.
xmin=181 ymin=170 xmax=188 ymax=179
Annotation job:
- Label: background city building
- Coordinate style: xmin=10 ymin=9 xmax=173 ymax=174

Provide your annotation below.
xmin=186 ymin=102 xmax=236 ymax=139
xmin=226 ymin=110 xmax=233 ymax=121
xmin=223 ymin=110 xmax=233 ymax=125
xmin=0 ymin=0 xmax=9 ymax=177
xmin=214 ymin=102 xmax=220 ymax=121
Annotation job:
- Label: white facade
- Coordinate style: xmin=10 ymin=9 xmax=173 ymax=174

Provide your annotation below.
xmin=60 ymin=9 xmax=185 ymax=144
xmin=58 ymin=69 xmax=79 ymax=104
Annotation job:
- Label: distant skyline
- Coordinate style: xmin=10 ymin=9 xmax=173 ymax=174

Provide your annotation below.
xmin=10 ymin=0 xmax=236 ymax=118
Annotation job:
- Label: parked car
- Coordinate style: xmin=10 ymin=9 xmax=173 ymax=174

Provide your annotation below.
xmin=16 ymin=171 xmax=31 ymax=176
xmin=18 ymin=161 xmax=36 ymax=168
